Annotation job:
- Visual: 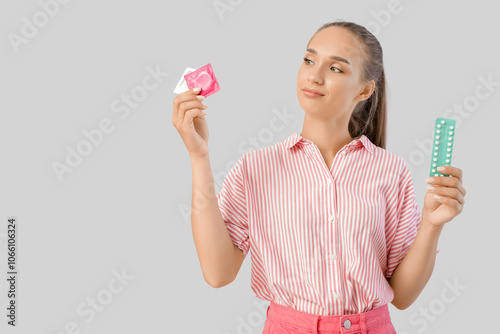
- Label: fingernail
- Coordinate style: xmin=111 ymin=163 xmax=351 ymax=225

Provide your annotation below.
xmin=437 ymin=166 xmax=445 ymax=171
xmin=193 ymin=87 xmax=201 ymax=94
xmin=202 ymin=103 xmax=208 ymax=108
xmin=197 ymin=95 xmax=205 ymax=101
xmin=434 ymin=195 xmax=442 ymax=200
xmin=427 ymin=186 xmax=435 ymax=190
xmin=426 ymin=178 xmax=433 ymax=183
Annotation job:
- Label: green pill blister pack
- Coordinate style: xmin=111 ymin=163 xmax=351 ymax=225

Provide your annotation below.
xmin=429 ymin=117 xmax=456 ymax=177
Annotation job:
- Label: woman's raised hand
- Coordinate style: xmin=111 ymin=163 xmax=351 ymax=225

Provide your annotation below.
xmin=172 ymin=87 xmax=210 ymax=159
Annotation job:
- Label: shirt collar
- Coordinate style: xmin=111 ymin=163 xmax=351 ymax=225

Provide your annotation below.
xmin=284 ymin=132 xmax=375 ymax=154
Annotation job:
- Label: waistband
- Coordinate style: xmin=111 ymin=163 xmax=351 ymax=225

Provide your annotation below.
xmin=266 ymin=301 xmax=391 ymax=333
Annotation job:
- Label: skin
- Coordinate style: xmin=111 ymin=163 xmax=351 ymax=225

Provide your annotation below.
xmin=296 ymin=26 xmax=467 ymax=310
xmin=296 ymin=26 xmax=375 ymax=169
xmin=389 ymin=165 xmax=466 ymax=309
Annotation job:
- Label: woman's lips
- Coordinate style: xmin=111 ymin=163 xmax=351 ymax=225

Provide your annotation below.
xmin=302 ymin=89 xmax=324 ymax=97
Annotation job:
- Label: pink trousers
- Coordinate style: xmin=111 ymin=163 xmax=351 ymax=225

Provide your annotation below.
xmin=262 ymin=301 xmax=397 ymax=334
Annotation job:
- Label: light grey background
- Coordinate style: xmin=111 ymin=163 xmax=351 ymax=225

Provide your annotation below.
xmin=0 ymin=0 xmax=498 ymax=333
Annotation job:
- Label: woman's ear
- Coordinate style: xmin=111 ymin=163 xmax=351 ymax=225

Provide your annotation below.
xmin=355 ymin=79 xmax=375 ymax=102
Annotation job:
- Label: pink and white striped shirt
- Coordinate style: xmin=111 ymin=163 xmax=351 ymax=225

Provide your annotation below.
xmin=216 ymin=132 xmax=439 ymax=316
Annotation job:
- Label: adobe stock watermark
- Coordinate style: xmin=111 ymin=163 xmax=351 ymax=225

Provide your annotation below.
xmin=222 ymin=298 xmax=269 ymax=334
xmin=51 ymin=64 xmax=169 ymax=182
xmin=404 ymin=73 xmax=498 ymax=175
xmin=178 ymin=105 xmax=297 ymax=225
xmin=398 ymin=277 xmax=467 ymax=334
xmin=47 ymin=267 xmax=134 ymax=334
xmin=7 ymin=0 xmax=73 ymax=54
xmin=213 ymin=0 xmax=243 ymax=21
xmin=365 ymin=0 xmax=416 ymax=37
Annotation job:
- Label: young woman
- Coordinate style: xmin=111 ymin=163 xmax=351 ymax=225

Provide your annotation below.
xmin=173 ymin=20 xmax=466 ymax=334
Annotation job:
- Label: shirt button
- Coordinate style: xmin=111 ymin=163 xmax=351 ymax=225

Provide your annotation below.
xmin=327 ymin=179 xmax=332 ymax=185
xmin=329 ymin=215 xmax=334 ymax=221
xmin=333 ymin=292 xmax=340 ymax=300
xmin=330 ymin=253 xmax=336 ymax=260
xmin=343 ymin=319 xmax=351 ymax=329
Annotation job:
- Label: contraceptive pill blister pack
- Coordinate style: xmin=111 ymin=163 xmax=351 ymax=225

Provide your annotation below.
xmin=173 ymin=63 xmax=220 ymax=98
xmin=429 ymin=117 xmax=456 ymax=177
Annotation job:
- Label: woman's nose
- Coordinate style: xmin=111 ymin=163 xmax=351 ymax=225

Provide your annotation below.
xmin=307 ymin=70 xmax=323 ymax=85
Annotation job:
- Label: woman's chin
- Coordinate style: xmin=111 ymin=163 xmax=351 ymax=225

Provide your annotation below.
xmin=298 ymin=100 xmax=323 ymax=113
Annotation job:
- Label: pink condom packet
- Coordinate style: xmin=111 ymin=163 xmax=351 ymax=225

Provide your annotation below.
xmin=184 ymin=63 xmax=220 ymax=98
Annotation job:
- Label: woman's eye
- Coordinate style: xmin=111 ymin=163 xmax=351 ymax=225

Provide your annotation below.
xmin=303 ymin=57 xmax=342 ymax=73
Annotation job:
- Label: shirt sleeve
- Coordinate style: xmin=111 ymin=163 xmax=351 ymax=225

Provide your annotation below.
xmin=384 ymin=159 xmax=439 ymax=279
xmin=216 ymin=155 xmax=250 ymax=259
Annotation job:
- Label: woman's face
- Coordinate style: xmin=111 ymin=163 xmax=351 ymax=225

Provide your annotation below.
xmin=296 ymin=26 xmax=373 ymax=119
